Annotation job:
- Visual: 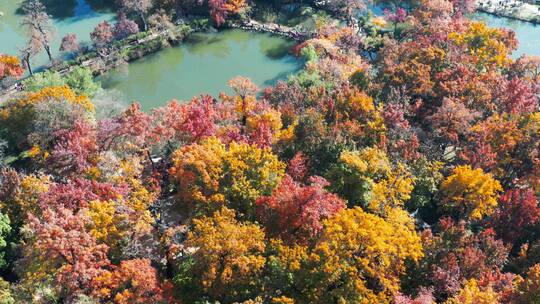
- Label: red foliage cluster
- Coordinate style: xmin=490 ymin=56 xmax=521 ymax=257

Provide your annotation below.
xmin=257 ymin=175 xmax=346 ymax=244
xmin=418 ymin=218 xmax=512 ymax=299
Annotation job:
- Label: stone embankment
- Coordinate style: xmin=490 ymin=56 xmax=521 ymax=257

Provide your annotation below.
xmin=229 ymin=19 xmax=316 ymax=41
xmin=477 ymin=0 xmax=540 ymax=23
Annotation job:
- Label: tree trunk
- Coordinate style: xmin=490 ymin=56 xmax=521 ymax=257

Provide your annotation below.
xmin=24 ymin=55 xmax=33 ymax=75
xmin=44 ymin=44 xmax=53 ymax=62
xmin=36 ymin=24 xmax=53 ymax=62
xmin=140 ymin=11 xmax=148 ymax=32
xmin=146 ymin=149 xmax=155 ymax=170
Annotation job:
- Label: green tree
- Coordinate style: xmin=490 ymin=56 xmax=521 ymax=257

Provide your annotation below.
xmin=64 ymin=67 xmax=100 ymax=97
xmin=0 ymin=213 xmax=11 ymax=270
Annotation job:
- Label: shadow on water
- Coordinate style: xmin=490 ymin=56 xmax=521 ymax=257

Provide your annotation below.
xmin=263 ymin=55 xmax=304 ymax=86
xmin=185 ymin=33 xmax=232 ymax=58
xmin=262 ymin=40 xmax=294 ymax=60
xmin=263 ymin=69 xmax=297 ymax=86
xmin=85 ymin=0 xmax=117 ymax=13
xmin=185 ymin=33 xmax=225 ymax=45
xmin=15 ymin=0 xmax=76 ymax=19
xmin=14 ymin=0 xmax=115 ymax=21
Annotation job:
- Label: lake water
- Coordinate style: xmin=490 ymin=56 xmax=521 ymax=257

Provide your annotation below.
xmin=98 ymin=29 xmax=302 ymax=110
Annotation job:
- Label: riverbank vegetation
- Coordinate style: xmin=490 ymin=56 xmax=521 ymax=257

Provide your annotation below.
xmin=1 ymin=0 xmax=540 ymax=303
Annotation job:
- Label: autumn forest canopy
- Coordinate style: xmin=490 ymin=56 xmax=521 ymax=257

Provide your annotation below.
xmin=0 ymin=0 xmax=539 ymax=303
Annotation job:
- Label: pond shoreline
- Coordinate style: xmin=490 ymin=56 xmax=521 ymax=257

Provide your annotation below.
xmin=0 ymin=21 xmax=196 ymax=101
xmin=0 ymin=18 xmax=311 ymax=103
xmin=477 ymin=0 xmax=540 ymax=24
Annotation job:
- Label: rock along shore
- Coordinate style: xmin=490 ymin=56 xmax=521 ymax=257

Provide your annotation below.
xmin=477 ymin=0 xmax=540 ymax=24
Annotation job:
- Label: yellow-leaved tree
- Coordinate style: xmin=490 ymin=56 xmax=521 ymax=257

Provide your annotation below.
xmin=175 ymin=207 xmax=266 ymax=303
xmin=445 ymin=279 xmax=499 ymax=304
xmin=448 ymin=21 xmax=516 ymax=68
xmin=21 ymin=85 xmax=93 ymax=111
xmin=440 ymin=165 xmax=502 ymax=221
xmin=326 ymin=147 xmax=414 ymax=214
xmin=304 ymin=207 xmax=424 ymax=303
xmin=86 ymin=200 xmax=127 ymax=249
xmin=114 ymin=156 xmax=157 ymax=234
xmin=169 ymin=136 xmax=226 ymax=208
xmin=170 ymin=137 xmax=285 ymax=217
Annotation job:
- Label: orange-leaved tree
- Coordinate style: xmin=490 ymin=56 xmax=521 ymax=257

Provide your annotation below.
xmin=0 ymin=53 xmax=24 ymax=80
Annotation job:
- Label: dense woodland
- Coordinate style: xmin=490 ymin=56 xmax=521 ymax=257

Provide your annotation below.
xmin=0 ymin=0 xmax=540 ymax=303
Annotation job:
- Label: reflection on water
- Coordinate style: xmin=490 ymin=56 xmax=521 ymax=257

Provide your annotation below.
xmin=38 ymin=0 xmax=80 ymax=19
xmin=98 ymin=29 xmax=302 ymax=111
xmin=0 ymin=0 xmax=114 ymax=71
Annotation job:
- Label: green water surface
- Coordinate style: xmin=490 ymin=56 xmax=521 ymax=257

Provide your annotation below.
xmin=97 ymin=29 xmax=302 ymax=111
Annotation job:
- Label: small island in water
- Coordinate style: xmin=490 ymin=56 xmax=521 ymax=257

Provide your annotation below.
xmin=0 ymin=0 xmax=539 ymax=303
